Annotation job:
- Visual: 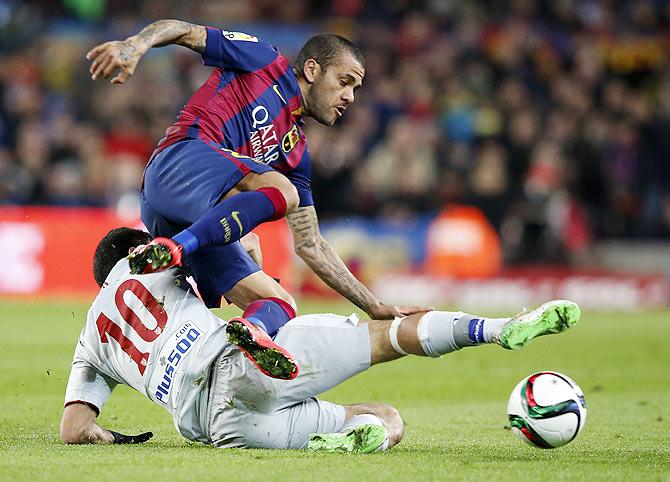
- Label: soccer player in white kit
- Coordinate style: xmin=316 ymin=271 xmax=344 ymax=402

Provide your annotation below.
xmin=60 ymin=228 xmax=581 ymax=452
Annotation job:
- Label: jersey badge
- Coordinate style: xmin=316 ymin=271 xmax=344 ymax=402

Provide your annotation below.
xmin=281 ymin=124 xmax=300 ymax=153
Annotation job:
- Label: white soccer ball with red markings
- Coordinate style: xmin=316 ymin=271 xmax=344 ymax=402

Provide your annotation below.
xmin=507 ymin=371 xmax=587 ymax=448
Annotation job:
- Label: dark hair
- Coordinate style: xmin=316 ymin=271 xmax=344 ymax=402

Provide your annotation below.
xmin=93 ymin=227 xmax=151 ymax=287
xmin=295 ymin=34 xmax=364 ymax=76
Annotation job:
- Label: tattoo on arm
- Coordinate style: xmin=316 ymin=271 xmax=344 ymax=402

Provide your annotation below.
xmin=286 ymin=206 xmax=319 ymax=251
xmin=287 ymin=206 xmax=379 ymax=311
xmin=180 ymin=24 xmax=207 ymax=53
xmin=117 ymin=41 xmax=137 ymax=64
xmin=131 ymin=19 xmax=206 ymax=54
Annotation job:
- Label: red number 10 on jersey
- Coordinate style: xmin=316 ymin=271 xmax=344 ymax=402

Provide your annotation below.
xmin=95 ymin=279 xmax=168 ymax=375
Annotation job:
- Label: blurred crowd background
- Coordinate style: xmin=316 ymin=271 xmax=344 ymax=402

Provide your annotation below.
xmin=1 ymin=0 xmax=669 ymax=265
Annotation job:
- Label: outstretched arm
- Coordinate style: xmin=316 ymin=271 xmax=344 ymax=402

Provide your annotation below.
xmin=287 ymin=206 xmax=431 ymax=319
xmin=60 ymin=403 xmax=153 ymax=445
xmin=86 ymin=19 xmax=206 ymax=83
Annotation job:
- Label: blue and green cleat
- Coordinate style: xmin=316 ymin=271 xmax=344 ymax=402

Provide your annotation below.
xmin=308 ymin=424 xmax=387 ymax=454
xmin=497 ymin=300 xmax=581 ymax=350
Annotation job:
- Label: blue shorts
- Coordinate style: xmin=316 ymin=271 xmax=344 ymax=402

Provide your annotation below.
xmin=141 ymin=139 xmax=275 ymax=307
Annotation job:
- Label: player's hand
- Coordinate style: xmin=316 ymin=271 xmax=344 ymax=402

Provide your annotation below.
xmin=109 ymin=430 xmax=153 ymax=444
xmin=366 ymin=302 xmax=433 ymax=320
xmin=86 ymin=38 xmax=145 ymax=84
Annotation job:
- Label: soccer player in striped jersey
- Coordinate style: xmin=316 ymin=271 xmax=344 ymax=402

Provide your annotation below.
xmin=87 ymin=20 xmax=428 ymax=336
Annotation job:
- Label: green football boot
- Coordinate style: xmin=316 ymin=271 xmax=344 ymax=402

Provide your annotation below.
xmin=308 ymin=424 xmax=387 ymax=454
xmin=497 ymin=300 xmax=581 ymax=350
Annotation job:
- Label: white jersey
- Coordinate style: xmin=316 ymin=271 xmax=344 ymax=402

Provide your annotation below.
xmin=64 ymin=258 xmax=229 ymax=443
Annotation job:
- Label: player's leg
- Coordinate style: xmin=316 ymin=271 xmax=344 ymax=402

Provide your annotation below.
xmin=141 ymin=139 xmax=298 ymax=333
xmin=139 ymin=200 xmax=297 ymax=336
xmin=171 ymin=168 xmax=299 ymax=256
xmin=143 ymin=185 xmax=300 ymax=379
xmin=142 ymin=139 xmax=297 ymax=251
xmin=143 ymin=182 xmax=299 ymax=379
xmin=180 ymin=243 xmax=298 ymax=379
xmin=207 ymin=314 xmax=401 ymax=451
xmin=136 ymin=169 xmax=298 ymax=267
xmin=262 ymin=305 xmax=568 ymax=407
xmin=223 ymin=270 xmax=297 ymax=330
xmin=308 ymin=402 xmax=404 ymax=453
xmin=222 ymin=301 xmax=577 ymax=401
xmin=367 ymin=300 xmax=581 ymax=363
xmin=223 ymin=273 xmax=299 ymax=380
xmin=221 ymin=273 xmax=301 ymax=380
xmin=344 ymin=403 xmax=404 ymax=448
xmin=208 ymin=345 xmax=400 ymax=451
xmin=303 ymin=301 xmax=580 ymax=452
xmin=208 ymin=303 xmax=579 ymax=449
xmin=265 ymin=302 xmax=578 ymax=402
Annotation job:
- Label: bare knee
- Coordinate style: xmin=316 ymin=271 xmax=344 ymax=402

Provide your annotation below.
xmin=344 ymin=403 xmax=404 ymax=448
xmin=265 ymin=285 xmax=296 ymax=312
xmin=274 ymin=178 xmax=299 ymax=213
xmin=241 ymin=287 xmax=296 ymax=313
xmin=224 ymin=271 xmax=297 ymax=312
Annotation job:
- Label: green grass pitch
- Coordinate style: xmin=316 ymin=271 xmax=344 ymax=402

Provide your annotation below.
xmin=1 ymin=298 xmax=668 ymax=481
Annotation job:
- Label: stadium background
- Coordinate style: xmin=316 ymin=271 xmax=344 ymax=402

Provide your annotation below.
xmin=0 ymin=1 xmax=669 ymax=480
xmin=1 ymin=0 xmax=670 ymax=309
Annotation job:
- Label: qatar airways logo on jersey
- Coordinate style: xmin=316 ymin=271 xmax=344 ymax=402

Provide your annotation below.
xmin=249 ymin=106 xmax=280 ymax=164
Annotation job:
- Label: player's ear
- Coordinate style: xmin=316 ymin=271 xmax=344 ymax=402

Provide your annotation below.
xmin=302 ymin=58 xmax=321 ymax=83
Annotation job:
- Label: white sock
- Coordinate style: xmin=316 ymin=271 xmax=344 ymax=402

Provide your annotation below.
xmin=340 ymin=414 xmax=390 ymax=451
xmin=417 ymin=311 xmax=510 ymax=357
xmin=482 ymin=316 xmax=509 ymax=343
xmin=417 ymin=311 xmax=461 ymax=357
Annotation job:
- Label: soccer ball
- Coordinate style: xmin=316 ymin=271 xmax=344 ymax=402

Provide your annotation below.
xmin=507 ymin=371 xmax=586 ymax=448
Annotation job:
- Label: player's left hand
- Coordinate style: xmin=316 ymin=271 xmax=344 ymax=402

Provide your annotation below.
xmin=367 ymin=303 xmax=433 ymax=320
xmin=109 ymin=430 xmax=154 ymax=444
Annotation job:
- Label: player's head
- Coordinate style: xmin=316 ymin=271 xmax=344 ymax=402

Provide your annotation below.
xmin=93 ymin=227 xmax=151 ymax=286
xmin=295 ymin=34 xmax=365 ymax=126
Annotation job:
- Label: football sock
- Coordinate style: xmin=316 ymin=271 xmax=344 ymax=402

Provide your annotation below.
xmin=415 ymin=311 xmax=509 ymax=357
xmin=340 ymin=414 xmax=390 ymax=451
xmin=172 ymin=187 xmax=287 ymax=255
xmin=242 ymin=297 xmax=296 ymax=337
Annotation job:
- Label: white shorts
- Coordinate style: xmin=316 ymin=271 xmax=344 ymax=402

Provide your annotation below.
xmin=206 ymin=313 xmax=371 ymax=448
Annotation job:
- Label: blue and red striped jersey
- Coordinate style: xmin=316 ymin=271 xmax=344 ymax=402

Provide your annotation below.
xmin=154 ymin=27 xmax=313 ymax=206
